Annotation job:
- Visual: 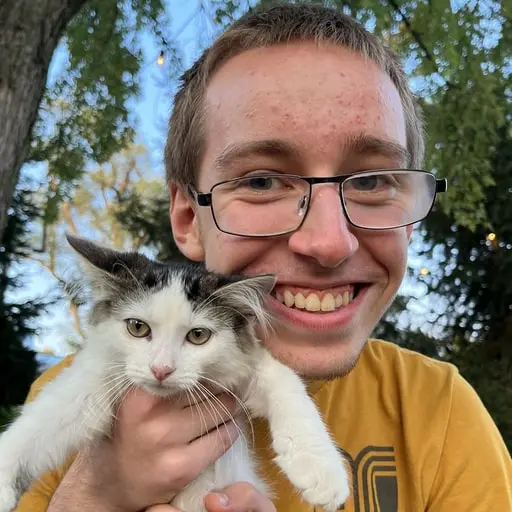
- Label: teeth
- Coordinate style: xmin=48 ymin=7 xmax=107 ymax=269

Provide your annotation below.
xmin=305 ymin=294 xmax=321 ymax=312
xmin=276 ymin=288 xmax=356 ymax=312
xmin=284 ymin=290 xmax=294 ymax=307
xmin=320 ymin=293 xmax=335 ymax=312
xmin=295 ymin=293 xmax=306 ymax=309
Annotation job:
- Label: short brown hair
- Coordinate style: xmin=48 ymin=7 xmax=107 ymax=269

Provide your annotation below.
xmin=165 ymin=3 xmax=425 ymax=187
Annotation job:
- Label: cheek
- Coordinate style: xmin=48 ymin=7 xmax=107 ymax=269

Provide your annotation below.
xmin=367 ymin=229 xmax=409 ymax=281
xmin=201 ymin=227 xmax=274 ymax=274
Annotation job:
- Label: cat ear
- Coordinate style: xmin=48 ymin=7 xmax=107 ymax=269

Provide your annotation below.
xmin=65 ymin=233 xmax=148 ymax=299
xmin=217 ymin=274 xmax=277 ymax=333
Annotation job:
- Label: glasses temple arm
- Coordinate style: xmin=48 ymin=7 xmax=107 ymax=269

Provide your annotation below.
xmin=435 ymin=179 xmax=447 ymax=193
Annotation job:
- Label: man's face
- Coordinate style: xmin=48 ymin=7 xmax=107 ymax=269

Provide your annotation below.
xmin=170 ymin=41 xmax=411 ymax=379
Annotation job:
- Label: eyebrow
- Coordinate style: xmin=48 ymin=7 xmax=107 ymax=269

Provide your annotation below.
xmin=213 ymin=139 xmax=301 ymax=171
xmin=345 ymin=133 xmax=411 ymax=168
xmin=213 ymin=134 xmax=411 ymax=172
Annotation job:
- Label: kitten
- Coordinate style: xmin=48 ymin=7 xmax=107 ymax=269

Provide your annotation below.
xmin=0 ymin=234 xmax=350 ymax=512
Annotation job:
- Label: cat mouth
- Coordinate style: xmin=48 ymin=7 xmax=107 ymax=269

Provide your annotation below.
xmin=271 ymin=284 xmax=361 ymax=312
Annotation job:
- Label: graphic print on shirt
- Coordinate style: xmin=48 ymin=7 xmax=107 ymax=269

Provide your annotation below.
xmin=339 ymin=445 xmax=397 ymax=512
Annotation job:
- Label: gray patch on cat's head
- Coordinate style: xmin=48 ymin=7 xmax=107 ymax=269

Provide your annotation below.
xmin=67 ymin=234 xmax=276 ymax=341
xmin=67 ymin=234 xmax=173 ymax=324
xmin=186 ymin=270 xmax=276 ymax=351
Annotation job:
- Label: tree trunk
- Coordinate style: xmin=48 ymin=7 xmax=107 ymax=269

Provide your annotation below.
xmin=0 ymin=0 xmax=88 ymax=243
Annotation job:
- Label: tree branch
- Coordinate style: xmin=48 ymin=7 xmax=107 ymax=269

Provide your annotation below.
xmin=386 ymin=0 xmax=455 ymax=89
xmin=61 ymin=201 xmax=78 ymax=233
xmin=28 ymin=255 xmax=85 ymax=340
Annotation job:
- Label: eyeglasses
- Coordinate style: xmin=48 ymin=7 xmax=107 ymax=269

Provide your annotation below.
xmin=190 ymin=170 xmax=447 ymax=238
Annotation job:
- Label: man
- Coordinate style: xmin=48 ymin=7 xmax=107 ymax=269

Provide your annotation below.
xmin=17 ymin=3 xmax=511 ymax=512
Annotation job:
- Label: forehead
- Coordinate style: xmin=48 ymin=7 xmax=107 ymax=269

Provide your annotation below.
xmin=200 ymin=41 xmax=406 ymax=185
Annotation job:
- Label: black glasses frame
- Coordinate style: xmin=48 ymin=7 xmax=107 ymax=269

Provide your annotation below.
xmin=190 ymin=169 xmax=447 ymax=238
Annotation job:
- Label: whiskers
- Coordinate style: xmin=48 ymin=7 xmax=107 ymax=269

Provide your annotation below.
xmin=194 ymin=377 xmax=255 ymax=460
xmin=185 ymin=382 xmax=247 ymax=472
xmin=85 ymin=362 xmax=133 ymax=436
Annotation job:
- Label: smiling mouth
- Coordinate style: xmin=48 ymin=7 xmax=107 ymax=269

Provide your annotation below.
xmin=272 ymin=284 xmax=361 ymax=312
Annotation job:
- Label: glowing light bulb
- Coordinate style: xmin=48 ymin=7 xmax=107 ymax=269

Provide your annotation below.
xmin=157 ymin=51 xmax=164 ymax=66
xmin=419 ymin=267 xmax=429 ymax=276
xmin=486 ymin=232 xmax=496 ymax=242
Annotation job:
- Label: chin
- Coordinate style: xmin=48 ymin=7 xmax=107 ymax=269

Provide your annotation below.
xmin=262 ymin=331 xmax=365 ymax=380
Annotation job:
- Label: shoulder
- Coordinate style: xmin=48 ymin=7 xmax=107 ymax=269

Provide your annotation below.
xmin=26 ymin=355 xmax=75 ymax=402
xmin=350 ymin=338 xmax=460 ymax=393
xmin=319 ymin=339 xmax=477 ymax=425
xmin=362 ymin=337 xmax=458 ymax=375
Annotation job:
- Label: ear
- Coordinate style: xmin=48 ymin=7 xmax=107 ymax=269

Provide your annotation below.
xmin=217 ymin=274 xmax=277 ymax=334
xmin=169 ymin=183 xmax=205 ymax=261
xmin=66 ymin=233 xmax=151 ymax=299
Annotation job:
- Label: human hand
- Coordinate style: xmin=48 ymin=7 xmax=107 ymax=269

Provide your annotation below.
xmin=145 ymin=482 xmax=276 ymax=512
xmin=48 ymin=387 xmax=241 ymax=512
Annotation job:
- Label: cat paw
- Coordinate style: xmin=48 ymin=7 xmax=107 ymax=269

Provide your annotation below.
xmin=273 ymin=438 xmax=350 ymax=512
xmin=0 ymin=483 xmax=18 ymax=512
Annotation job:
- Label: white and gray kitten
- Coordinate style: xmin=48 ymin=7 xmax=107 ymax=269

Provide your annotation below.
xmin=0 ymin=234 xmax=350 ymax=512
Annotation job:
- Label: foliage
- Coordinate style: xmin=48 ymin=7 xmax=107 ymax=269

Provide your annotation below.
xmin=0 ymin=190 xmax=46 ymax=408
xmin=116 ymin=190 xmax=187 ymax=263
xmin=31 ymin=144 xmax=179 ymax=347
xmin=27 ymin=0 xmax=172 ymax=226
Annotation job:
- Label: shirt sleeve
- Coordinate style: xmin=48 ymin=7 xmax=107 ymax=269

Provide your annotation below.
xmin=14 ymin=358 xmax=75 ymax=512
xmin=426 ymin=372 xmax=512 ymax=511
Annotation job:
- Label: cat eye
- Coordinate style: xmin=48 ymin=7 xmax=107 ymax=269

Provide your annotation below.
xmin=186 ymin=328 xmax=212 ymax=345
xmin=125 ymin=318 xmax=151 ymax=338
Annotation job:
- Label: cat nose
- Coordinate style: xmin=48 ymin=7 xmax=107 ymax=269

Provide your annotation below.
xmin=150 ymin=365 xmax=175 ymax=382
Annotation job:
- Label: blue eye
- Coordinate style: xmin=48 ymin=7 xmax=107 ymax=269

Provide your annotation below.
xmin=351 ymin=175 xmax=379 ymax=191
xmin=246 ymin=177 xmax=277 ymax=190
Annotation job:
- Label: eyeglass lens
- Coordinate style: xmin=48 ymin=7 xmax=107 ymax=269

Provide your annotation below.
xmin=210 ymin=171 xmax=436 ymax=236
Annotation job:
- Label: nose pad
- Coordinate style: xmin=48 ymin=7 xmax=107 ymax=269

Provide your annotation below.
xmin=150 ymin=365 xmax=175 ymax=382
xmin=297 ymin=195 xmax=309 ymax=217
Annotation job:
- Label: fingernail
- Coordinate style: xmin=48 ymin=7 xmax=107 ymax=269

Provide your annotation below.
xmin=215 ymin=492 xmax=230 ymax=507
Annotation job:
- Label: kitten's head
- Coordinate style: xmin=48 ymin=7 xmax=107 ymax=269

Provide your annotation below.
xmin=67 ymin=234 xmax=275 ymax=395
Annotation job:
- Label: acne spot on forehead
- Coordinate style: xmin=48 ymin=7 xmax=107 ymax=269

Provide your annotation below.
xmin=202 ymin=42 xmax=407 ymax=175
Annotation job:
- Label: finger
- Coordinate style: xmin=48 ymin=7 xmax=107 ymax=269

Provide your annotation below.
xmin=184 ymin=419 xmax=240 ymax=472
xmin=205 ymin=482 xmax=276 ymax=512
xmin=116 ymin=387 xmax=178 ymax=424
xmin=178 ymin=393 xmax=240 ymax=442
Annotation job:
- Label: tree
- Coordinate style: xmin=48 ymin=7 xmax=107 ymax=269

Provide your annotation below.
xmin=0 ymin=0 xmax=174 ymax=243
xmin=0 ymin=0 xmax=88 ymax=241
xmin=0 ymin=188 xmax=48 ymax=421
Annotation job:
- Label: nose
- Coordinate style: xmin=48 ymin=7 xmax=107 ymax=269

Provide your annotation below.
xmin=288 ymin=185 xmax=359 ymax=268
xmin=150 ymin=365 xmax=175 ymax=382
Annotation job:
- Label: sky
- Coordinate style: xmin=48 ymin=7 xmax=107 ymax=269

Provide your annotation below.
xmin=12 ymin=0 xmax=445 ymax=363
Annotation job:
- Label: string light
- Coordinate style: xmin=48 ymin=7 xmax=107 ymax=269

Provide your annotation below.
xmin=157 ymin=50 xmax=164 ymax=66
xmin=419 ymin=267 xmax=429 ymax=276
xmin=486 ymin=232 xmax=496 ymax=242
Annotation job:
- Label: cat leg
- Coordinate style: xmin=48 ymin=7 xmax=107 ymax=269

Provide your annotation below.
xmin=0 ymin=352 xmax=113 ymax=511
xmin=246 ymin=350 xmax=351 ymax=512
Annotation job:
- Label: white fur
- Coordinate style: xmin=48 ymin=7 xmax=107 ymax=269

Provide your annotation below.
xmin=0 ymin=274 xmax=350 ymax=512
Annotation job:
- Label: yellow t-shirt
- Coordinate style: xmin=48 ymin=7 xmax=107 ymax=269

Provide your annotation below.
xmin=15 ymin=339 xmax=512 ymax=511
